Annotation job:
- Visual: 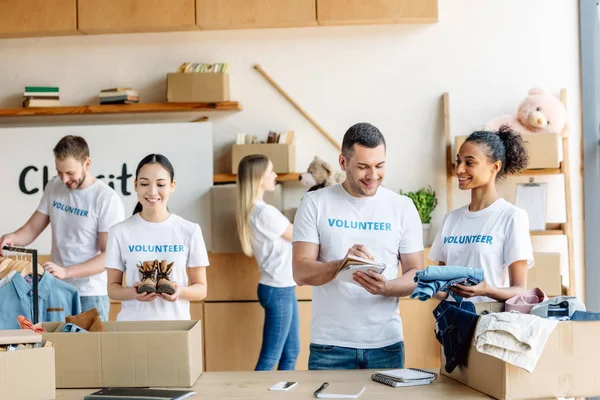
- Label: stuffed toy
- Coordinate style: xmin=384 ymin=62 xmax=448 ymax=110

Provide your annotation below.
xmin=485 ymin=88 xmax=569 ymax=136
xmin=299 ymin=156 xmax=346 ymax=192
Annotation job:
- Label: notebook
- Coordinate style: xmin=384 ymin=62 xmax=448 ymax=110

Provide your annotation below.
xmin=315 ymin=383 xmax=366 ymax=398
xmin=336 ymin=254 xmax=386 ymax=286
xmin=83 ymin=388 xmax=196 ymax=400
xmin=371 ymin=368 xmax=438 ymax=388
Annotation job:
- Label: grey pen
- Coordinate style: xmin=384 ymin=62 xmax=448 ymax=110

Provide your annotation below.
xmin=314 ymin=382 xmax=329 ymax=398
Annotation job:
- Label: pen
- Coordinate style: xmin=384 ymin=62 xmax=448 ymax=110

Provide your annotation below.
xmin=314 ymin=382 xmax=329 ymax=398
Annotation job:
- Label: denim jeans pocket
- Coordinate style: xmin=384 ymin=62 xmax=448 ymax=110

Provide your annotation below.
xmin=309 ymin=343 xmax=336 ymax=352
xmin=381 ymin=341 xmax=404 ymax=353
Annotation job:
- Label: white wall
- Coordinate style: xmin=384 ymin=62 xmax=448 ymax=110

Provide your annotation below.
xmin=0 ymin=1 xmax=584 ymax=297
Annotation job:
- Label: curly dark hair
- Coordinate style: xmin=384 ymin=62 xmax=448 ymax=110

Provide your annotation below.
xmin=465 ymin=125 xmax=529 ymax=179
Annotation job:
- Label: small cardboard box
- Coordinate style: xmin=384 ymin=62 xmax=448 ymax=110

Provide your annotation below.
xmin=529 ymin=252 xmax=562 ymax=296
xmin=167 ymin=72 xmax=230 ymax=102
xmin=455 ymin=133 xmax=561 ymax=169
xmin=42 ymin=320 xmax=203 ymax=388
xmin=0 ymin=332 xmax=56 ymax=400
xmin=231 ymin=144 xmax=295 ymax=174
xmin=211 ymin=183 xmax=283 ymax=253
xmin=442 ymin=303 xmax=600 ymax=399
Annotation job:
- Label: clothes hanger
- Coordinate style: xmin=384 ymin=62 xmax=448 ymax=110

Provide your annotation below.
xmin=20 ymin=261 xmax=44 ymax=277
xmin=0 ymin=259 xmax=19 ymax=279
xmin=0 ymin=257 xmax=12 ymax=274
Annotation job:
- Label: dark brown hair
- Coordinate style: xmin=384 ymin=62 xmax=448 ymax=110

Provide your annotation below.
xmin=53 ymin=135 xmax=90 ymax=162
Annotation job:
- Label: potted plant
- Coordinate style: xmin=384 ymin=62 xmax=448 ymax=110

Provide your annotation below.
xmin=399 ymin=186 xmax=438 ymax=246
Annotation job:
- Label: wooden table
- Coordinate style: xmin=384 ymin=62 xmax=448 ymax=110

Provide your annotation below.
xmin=56 ymin=370 xmax=490 ymax=399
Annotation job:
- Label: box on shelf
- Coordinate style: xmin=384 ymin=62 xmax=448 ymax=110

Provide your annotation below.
xmin=41 ymin=320 xmax=203 ymax=388
xmin=529 ymin=252 xmax=562 ymax=296
xmin=211 ymin=184 xmax=283 ymax=253
xmin=442 ymin=302 xmax=600 ymax=399
xmin=231 ymin=144 xmax=295 ymax=174
xmin=0 ymin=331 xmax=55 ymax=400
xmin=167 ymin=73 xmax=230 ymax=103
xmin=455 ymin=133 xmax=561 ymax=169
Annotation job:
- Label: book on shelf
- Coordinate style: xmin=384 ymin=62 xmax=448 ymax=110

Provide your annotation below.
xmin=24 ymin=86 xmax=59 ymax=93
xmin=371 ymin=368 xmax=438 ymax=388
xmin=335 ymin=254 xmax=386 ymax=285
xmin=23 ymin=98 xmax=60 ymax=108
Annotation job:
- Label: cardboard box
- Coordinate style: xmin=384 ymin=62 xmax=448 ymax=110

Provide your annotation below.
xmin=455 ymin=133 xmax=561 ymax=169
xmin=211 ymin=184 xmax=283 ymax=253
xmin=529 ymin=252 xmax=562 ymax=296
xmin=167 ymin=72 xmax=230 ymax=102
xmin=231 ymin=144 xmax=295 ymax=174
xmin=41 ymin=320 xmax=203 ymax=388
xmin=0 ymin=332 xmax=55 ymax=400
xmin=442 ymin=303 xmax=600 ymax=399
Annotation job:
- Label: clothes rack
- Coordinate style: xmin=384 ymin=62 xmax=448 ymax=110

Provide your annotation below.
xmin=2 ymin=246 xmax=39 ymax=323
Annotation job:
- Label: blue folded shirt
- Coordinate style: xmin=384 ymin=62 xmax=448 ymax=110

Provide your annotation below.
xmin=410 ymin=266 xmax=484 ymax=302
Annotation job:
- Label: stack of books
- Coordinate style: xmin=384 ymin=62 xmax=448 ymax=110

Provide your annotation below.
xmin=23 ymin=86 xmax=60 ymax=107
xmin=235 ymin=130 xmax=296 ymax=145
xmin=99 ymin=88 xmax=139 ymax=105
xmin=371 ymin=368 xmax=437 ymax=388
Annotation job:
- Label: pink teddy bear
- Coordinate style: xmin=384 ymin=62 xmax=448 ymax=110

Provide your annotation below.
xmin=485 ymin=88 xmax=569 ymax=137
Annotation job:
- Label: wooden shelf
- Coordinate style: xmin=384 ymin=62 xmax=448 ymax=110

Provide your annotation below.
xmin=214 ymin=173 xmax=301 ymax=184
xmin=450 ymin=162 xmax=563 ymax=176
xmin=530 ymin=223 xmax=565 ymax=236
xmin=0 ymin=102 xmax=242 ymax=117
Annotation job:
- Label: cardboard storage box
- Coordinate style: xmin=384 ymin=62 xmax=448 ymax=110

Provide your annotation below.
xmin=455 ymin=133 xmax=561 ymax=169
xmin=167 ymin=72 xmax=230 ymax=102
xmin=231 ymin=144 xmax=295 ymax=174
xmin=211 ymin=184 xmax=283 ymax=253
xmin=41 ymin=320 xmax=203 ymax=388
xmin=442 ymin=303 xmax=600 ymax=399
xmin=0 ymin=331 xmax=55 ymax=400
xmin=529 ymin=252 xmax=562 ymax=296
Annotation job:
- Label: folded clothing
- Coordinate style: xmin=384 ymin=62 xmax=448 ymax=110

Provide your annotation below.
xmin=411 ymin=266 xmax=484 ymax=302
xmin=475 ymin=312 xmax=558 ymax=372
xmin=66 ymin=308 xmax=105 ymax=332
xmin=530 ymin=296 xmax=586 ymax=320
xmin=17 ymin=315 xmax=46 ymax=333
xmin=505 ymin=288 xmax=548 ymax=314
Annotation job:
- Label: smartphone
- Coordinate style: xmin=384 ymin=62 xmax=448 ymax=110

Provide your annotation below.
xmin=269 ymin=381 xmax=298 ymax=391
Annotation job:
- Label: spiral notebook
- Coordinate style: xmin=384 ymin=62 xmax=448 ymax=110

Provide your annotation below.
xmin=371 ymin=368 xmax=437 ymax=388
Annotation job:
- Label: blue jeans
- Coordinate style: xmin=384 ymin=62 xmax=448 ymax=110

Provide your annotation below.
xmin=80 ymin=295 xmax=109 ymax=321
xmin=255 ymin=284 xmax=300 ymax=371
xmin=433 ymin=300 xmax=478 ymax=373
xmin=571 ymin=310 xmax=600 ymax=321
xmin=308 ymin=341 xmax=405 ymax=370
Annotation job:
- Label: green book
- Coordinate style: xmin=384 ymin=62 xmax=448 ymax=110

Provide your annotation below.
xmin=24 ymin=86 xmax=59 ymax=92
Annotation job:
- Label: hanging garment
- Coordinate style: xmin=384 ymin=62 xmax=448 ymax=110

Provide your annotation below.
xmin=433 ymin=300 xmax=479 ymax=373
xmin=0 ymin=272 xmax=81 ymax=329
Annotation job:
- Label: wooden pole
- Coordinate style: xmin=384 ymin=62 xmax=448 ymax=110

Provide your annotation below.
xmin=253 ymin=64 xmax=341 ymax=150
xmin=443 ymin=93 xmax=453 ymax=212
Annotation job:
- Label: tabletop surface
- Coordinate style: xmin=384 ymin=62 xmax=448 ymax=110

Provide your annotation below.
xmin=56 ymin=369 xmax=490 ymax=399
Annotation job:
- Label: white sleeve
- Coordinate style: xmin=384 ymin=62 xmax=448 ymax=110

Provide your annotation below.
xmin=104 ymin=227 xmax=124 ymax=271
xmin=36 ymin=183 xmax=52 ymax=216
xmin=97 ymin=192 xmax=125 ymax=232
xmin=255 ymin=205 xmax=290 ymax=241
xmin=503 ymin=209 xmax=534 ymax=268
xmin=428 ymin=214 xmax=448 ymax=263
xmin=187 ymin=224 xmax=209 ymax=267
xmin=292 ymin=194 xmax=319 ymax=244
xmin=399 ymin=199 xmax=424 ymax=254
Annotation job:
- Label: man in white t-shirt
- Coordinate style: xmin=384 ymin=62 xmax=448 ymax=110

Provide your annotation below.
xmin=0 ymin=136 xmax=125 ymax=321
xmin=292 ymin=122 xmax=424 ymax=370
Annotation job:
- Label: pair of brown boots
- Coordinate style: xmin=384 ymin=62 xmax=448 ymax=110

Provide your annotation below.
xmin=137 ymin=260 xmax=176 ymax=295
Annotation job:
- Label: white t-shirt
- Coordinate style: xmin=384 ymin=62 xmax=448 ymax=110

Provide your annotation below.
xmin=37 ymin=177 xmax=125 ymax=296
xmin=250 ymin=201 xmax=295 ymax=288
xmin=293 ymin=184 xmax=423 ymax=349
xmin=429 ymin=198 xmax=534 ymax=303
xmin=105 ymin=213 xmax=209 ymax=321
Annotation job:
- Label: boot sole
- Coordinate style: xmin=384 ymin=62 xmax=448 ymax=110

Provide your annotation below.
xmin=137 ymin=285 xmax=156 ymax=294
xmin=157 ymin=285 xmax=176 ymax=295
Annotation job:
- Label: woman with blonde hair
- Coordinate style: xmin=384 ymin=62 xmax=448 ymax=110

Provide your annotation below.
xmin=236 ymin=154 xmax=299 ymax=371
